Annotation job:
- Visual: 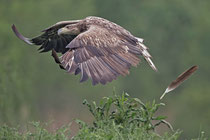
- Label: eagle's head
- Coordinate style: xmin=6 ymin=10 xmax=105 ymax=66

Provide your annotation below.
xmin=58 ymin=24 xmax=81 ymax=35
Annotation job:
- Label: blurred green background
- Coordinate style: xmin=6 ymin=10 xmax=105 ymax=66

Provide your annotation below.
xmin=0 ymin=0 xmax=210 ymax=139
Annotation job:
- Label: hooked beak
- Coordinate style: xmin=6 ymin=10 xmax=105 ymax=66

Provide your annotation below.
xmin=57 ymin=28 xmax=63 ymax=35
xmin=57 ymin=28 xmax=68 ymax=35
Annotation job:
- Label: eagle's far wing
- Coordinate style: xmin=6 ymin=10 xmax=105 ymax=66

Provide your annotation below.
xmin=60 ymin=25 xmax=141 ymax=85
xmin=11 ymin=20 xmax=81 ymax=54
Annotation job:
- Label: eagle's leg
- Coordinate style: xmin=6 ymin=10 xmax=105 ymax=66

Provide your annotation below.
xmin=51 ymin=49 xmax=65 ymax=70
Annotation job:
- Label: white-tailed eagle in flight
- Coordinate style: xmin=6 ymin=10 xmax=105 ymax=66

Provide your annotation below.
xmin=12 ymin=16 xmax=157 ymax=85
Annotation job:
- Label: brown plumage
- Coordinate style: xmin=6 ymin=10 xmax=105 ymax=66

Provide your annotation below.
xmin=12 ymin=16 xmax=157 ymax=85
xmin=160 ymin=65 xmax=198 ymax=99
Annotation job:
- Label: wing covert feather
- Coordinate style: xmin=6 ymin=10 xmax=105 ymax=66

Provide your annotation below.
xmin=60 ymin=25 xmax=141 ymax=85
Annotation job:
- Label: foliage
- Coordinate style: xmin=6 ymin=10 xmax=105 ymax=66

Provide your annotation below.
xmin=73 ymin=93 xmax=179 ymax=140
xmin=82 ymin=93 xmax=172 ymax=131
xmin=0 ymin=93 xmax=208 ymax=139
xmin=0 ymin=122 xmax=71 ymax=140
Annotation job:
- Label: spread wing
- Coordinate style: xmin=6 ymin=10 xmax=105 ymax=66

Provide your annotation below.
xmin=12 ymin=20 xmax=81 ymax=54
xmin=60 ymin=25 xmax=141 ymax=85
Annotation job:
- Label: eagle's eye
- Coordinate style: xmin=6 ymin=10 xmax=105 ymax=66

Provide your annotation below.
xmin=66 ymin=26 xmax=71 ymax=29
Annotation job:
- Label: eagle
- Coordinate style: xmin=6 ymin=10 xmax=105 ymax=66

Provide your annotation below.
xmin=12 ymin=16 xmax=157 ymax=85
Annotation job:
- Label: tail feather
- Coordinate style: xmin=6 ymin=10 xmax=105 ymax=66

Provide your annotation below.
xmin=136 ymin=37 xmax=144 ymax=43
xmin=144 ymin=56 xmax=157 ymax=72
xmin=136 ymin=38 xmax=157 ymax=71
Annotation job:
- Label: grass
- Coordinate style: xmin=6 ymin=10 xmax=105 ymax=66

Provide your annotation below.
xmin=0 ymin=93 xmax=208 ymax=140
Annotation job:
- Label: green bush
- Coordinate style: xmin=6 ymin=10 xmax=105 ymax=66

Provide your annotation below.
xmin=0 ymin=93 xmax=208 ymax=140
xmin=73 ymin=93 xmax=178 ymax=140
